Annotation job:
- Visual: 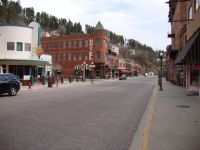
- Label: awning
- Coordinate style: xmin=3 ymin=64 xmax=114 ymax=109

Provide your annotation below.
xmin=174 ymin=30 xmax=200 ymax=64
xmin=0 ymin=58 xmax=49 ymax=65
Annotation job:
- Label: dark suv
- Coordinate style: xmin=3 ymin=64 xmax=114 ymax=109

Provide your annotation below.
xmin=0 ymin=74 xmax=20 ymax=96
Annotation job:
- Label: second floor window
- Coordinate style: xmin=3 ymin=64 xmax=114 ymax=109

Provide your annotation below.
xmin=73 ymin=53 xmax=76 ymax=61
xmin=84 ymin=52 xmax=88 ymax=60
xmin=85 ymin=39 xmax=88 ymax=47
xmin=73 ymin=41 xmax=77 ymax=48
xmin=68 ymin=41 xmax=71 ymax=48
xmin=96 ymin=38 xmax=100 ymax=46
xmin=25 ymin=43 xmax=31 ymax=51
xmin=79 ymin=40 xmax=82 ymax=48
xmin=63 ymin=53 xmax=66 ymax=61
xmin=63 ymin=41 xmax=67 ymax=48
xmin=7 ymin=42 xmax=14 ymax=50
xmin=68 ymin=53 xmax=71 ymax=60
xmin=78 ymin=53 xmax=82 ymax=60
xmin=96 ymin=51 xmax=100 ymax=59
xmin=188 ymin=6 xmax=192 ymax=20
xmin=17 ymin=42 xmax=23 ymax=51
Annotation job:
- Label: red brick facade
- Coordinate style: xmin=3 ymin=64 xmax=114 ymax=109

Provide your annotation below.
xmin=167 ymin=0 xmax=200 ymax=92
xmin=41 ymin=31 xmax=110 ymax=78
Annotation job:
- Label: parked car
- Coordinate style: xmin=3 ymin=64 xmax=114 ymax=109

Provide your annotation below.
xmin=119 ymin=74 xmax=127 ymax=80
xmin=0 ymin=73 xmax=20 ymax=96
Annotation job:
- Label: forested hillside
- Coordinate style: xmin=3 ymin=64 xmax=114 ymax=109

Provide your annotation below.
xmin=0 ymin=0 xmax=158 ymax=71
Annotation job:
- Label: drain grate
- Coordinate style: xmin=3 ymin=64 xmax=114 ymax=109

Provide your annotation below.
xmin=176 ymin=105 xmax=190 ymax=108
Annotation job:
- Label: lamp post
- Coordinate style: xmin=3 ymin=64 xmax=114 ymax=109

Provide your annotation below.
xmin=157 ymin=51 xmax=164 ymax=91
xmin=81 ymin=61 xmax=86 ymax=82
xmin=89 ymin=62 xmax=95 ymax=83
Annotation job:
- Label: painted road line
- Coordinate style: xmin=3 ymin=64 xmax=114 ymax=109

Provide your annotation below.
xmin=129 ymin=84 xmax=157 ymax=150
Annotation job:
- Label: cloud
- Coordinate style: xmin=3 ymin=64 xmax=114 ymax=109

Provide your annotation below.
xmin=21 ymin=0 xmax=170 ymax=50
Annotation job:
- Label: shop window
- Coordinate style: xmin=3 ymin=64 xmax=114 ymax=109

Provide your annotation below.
xmin=7 ymin=42 xmax=14 ymax=50
xmin=24 ymin=66 xmax=30 ymax=75
xmin=17 ymin=42 xmax=23 ymax=51
xmin=2 ymin=65 xmax=6 ymax=73
xmin=85 ymin=39 xmax=88 ymax=47
xmin=84 ymin=52 xmax=88 ymax=60
xmin=190 ymin=68 xmax=200 ymax=87
xmin=25 ymin=43 xmax=31 ymax=51
xmin=96 ymin=51 xmax=100 ymax=59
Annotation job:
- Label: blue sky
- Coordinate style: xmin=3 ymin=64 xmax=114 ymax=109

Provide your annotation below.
xmin=20 ymin=0 xmax=170 ymax=50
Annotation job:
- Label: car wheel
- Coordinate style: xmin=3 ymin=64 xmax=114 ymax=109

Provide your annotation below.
xmin=9 ymin=86 xmax=17 ymax=96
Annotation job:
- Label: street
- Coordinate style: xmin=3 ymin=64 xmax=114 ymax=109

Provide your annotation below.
xmin=0 ymin=77 xmax=156 ymax=150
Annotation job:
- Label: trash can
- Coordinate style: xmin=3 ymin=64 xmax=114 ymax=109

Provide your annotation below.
xmin=42 ymin=76 xmax=46 ymax=85
xmin=48 ymin=76 xmax=53 ymax=88
xmin=68 ymin=74 xmax=72 ymax=83
xmin=76 ymin=74 xmax=79 ymax=82
xmin=61 ymin=75 xmax=64 ymax=84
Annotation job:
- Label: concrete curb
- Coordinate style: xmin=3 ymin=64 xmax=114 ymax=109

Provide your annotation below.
xmin=129 ymin=84 xmax=158 ymax=150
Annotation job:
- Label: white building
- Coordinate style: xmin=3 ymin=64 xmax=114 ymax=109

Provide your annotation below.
xmin=0 ymin=22 xmax=52 ymax=79
xmin=111 ymin=45 xmax=119 ymax=55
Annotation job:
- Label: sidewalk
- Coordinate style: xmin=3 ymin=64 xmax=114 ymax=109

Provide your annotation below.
xmin=130 ymin=80 xmax=200 ymax=150
xmin=19 ymin=78 xmax=116 ymax=92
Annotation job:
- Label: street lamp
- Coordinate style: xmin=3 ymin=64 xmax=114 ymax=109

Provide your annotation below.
xmin=89 ymin=62 xmax=95 ymax=82
xmin=81 ymin=61 xmax=87 ymax=82
xmin=157 ymin=51 xmax=165 ymax=91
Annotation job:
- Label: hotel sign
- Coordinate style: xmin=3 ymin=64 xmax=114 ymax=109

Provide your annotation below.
xmin=89 ymin=38 xmax=93 ymax=60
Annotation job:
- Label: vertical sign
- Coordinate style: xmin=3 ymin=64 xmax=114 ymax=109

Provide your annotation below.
xmin=89 ymin=38 xmax=93 ymax=60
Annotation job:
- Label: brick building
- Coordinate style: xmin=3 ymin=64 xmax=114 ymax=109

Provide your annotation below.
xmin=42 ymin=21 xmax=115 ymax=78
xmin=167 ymin=0 xmax=200 ymax=94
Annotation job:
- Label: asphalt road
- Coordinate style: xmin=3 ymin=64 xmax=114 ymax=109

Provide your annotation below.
xmin=0 ymin=77 xmax=156 ymax=150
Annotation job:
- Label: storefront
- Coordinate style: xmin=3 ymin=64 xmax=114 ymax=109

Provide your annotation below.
xmin=175 ymin=28 xmax=200 ymax=93
xmin=0 ymin=22 xmax=52 ymax=83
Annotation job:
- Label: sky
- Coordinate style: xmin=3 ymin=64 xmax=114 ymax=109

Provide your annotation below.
xmin=20 ymin=0 xmax=171 ymax=51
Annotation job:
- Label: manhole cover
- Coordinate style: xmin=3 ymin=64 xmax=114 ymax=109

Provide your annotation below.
xmin=176 ymin=105 xmax=190 ymax=108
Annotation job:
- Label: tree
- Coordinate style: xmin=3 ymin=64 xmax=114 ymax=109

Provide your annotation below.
xmin=6 ymin=1 xmax=23 ymax=24
xmin=65 ymin=19 xmax=73 ymax=35
xmin=40 ymin=11 xmax=49 ymax=30
xmin=23 ymin=7 xmax=35 ymax=24
xmin=49 ymin=15 xmax=58 ymax=30
xmin=57 ymin=25 xmax=66 ymax=36
xmin=35 ymin=12 xmax=41 ymax=23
